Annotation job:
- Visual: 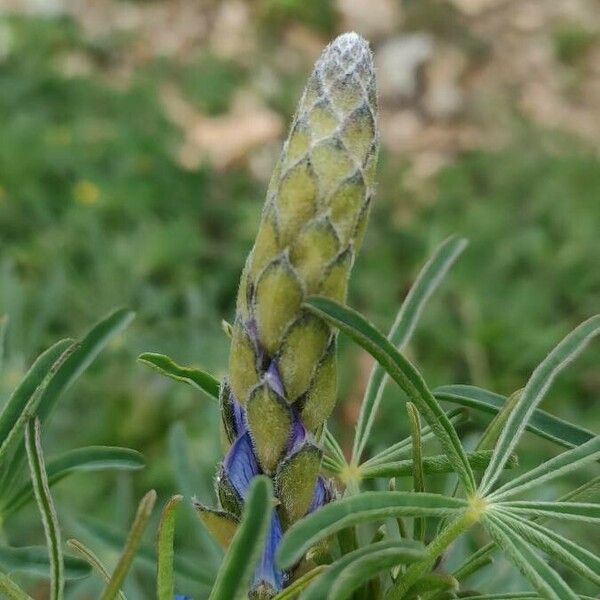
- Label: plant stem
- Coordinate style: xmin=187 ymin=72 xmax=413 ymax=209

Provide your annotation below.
xmin=383 ymin=511 xmax=474 ymax=600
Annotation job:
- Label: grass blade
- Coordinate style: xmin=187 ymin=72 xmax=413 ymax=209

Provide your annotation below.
xmin=494 ymin=509 xmax=600 ymax=586
xmin=305 ymin=296 xmax=476 ymax=495
xmin=208 ymin=476 xmax=272 ymax=600
xmin=361 ymin=450 xmax=517 ymax=479
xmin=499 ymin=501 xmax=600 ymax=523
xmin=156 ymin=495 xmax=182 ymax=600
xmin=435 ymin=385 xmax=596 ymax=451
xmin=37 ymin=308 xmax=135 ymax=422
xmin=25 ymin=418 xmax=64 ymax=600
xmin=352 ymin=236 xmax=467 ymax=465
xmin=0 ymin=571 xmax=34 ymax=600
xmin=299 ymin=540 xmax=425 ymax=600
xmin=168 ymin=422 xmax=221 ymax=562
xmin=138 ymin=352 xmax=219 ymax=401
xmin=2 ymin=309 xmax=135 ymax=494
xmin=3 ymin=446 xmax=145 ymax=515
xmin=482 ymin=512 xmax=578 ymax=600
xmin=99 ymin=489 xmax=157 ymax=600
xmin=277 ymin=491 xmax=466 ymax=569
xmin=76 ymin=518 xmax=213 ymax=586
xmin=478 ymin=315 xmax=600 ymax=495
xmin=0 ymin=546 xmax=89 ymax=580
xmin=66 ymin=539 xmax=127 ymax=600
xmin=0 ymin=339 xmax=74 ymax=462
xmin=490 ymin=436 xmax=600 ymax=501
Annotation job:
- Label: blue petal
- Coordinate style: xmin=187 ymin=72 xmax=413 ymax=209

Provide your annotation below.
xmin=286 ymin=409 xmax=310 ymax=456
xmin=231 ymin=395 xmax=246 ymax=437
xmin=308 ymin=475 xmax=332 ymax=514
xmin=265 ymin=359 xmax=285 ymax=397
xmin=222 ymin=387 xmax=247 ymax=441
xmin=251 ymin=508 xmax=285 ymax=594
xmin=174 ymin=595 xmax=192 ymax=599
xmin=223 ymin=431 xmax=260 ymax=499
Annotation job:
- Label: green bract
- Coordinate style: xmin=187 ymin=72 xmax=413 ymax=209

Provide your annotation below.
xmin=229 ymin=30 xmax=378 ymax=433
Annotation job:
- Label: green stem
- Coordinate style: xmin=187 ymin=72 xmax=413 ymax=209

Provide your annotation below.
xmin=384 ymin=512 xmax=474 ymax=600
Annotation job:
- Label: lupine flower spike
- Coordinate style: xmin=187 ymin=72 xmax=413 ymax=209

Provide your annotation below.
xmin=195 ymin=32 xmax=378 ymax=599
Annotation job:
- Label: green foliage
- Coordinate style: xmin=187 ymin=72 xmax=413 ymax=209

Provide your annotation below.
xmin=258 ymin=0 xmax=337 ymax=35
xmin=208 ymin=477 xmax=273 ymax=600
xmin=99 ymin=489 xmax=156 ymax=600
xmin=553 ymin=25 xmax=598 ymax=65
xmin=156 ymin=495 xmax=182 ymax=600
xmin=1 ymin=14 xmax=599 ymax=600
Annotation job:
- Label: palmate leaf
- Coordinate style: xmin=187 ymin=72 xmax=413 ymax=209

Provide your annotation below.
xmin=277 ymin=491 xmax=466 ymax=569
xmin=156 ymin=495 xmax=182 ymax=600
xmin=99 ymin=489 xmax=157 ymax=600
xmin=138 ymin=352 xmax=220 ymax=401
xmin=493 ymin=508 xmax=600 ymax=587
xmin=298 ymin=540 xmax=425 ymax=600
xmin=478 ymin=315 xmax=600 ymax=495
xmin=489 ymin=436 xmax=600 ymax=501
xmin=305 ymin=296 xmax=476 ymax=494
xmin=352 ymin=236 xmax=467 ymax=465
xmin=435 ymin=385 xmax=596 ymax=452
xmin=482 ymin=512 xmax=578 ymax=600
xmin=0 ymin=545 xmax=90 ymax=580
xmin=453 ymin=473 xmax=600 ymax=583
xmin=360 ymin=450 xmax=518 ymax=479
xmin=208 ymin=476 xmax=272 ymax=600
xmin=498 ymin=501 xmax=600 ymax=523
xmin=3 ymin=446 xmax=145 ymax=515
xmin=25 ymin=418 xmax=64 ymax=600
xmin=0 ymin=339 xmax=74 ymax=462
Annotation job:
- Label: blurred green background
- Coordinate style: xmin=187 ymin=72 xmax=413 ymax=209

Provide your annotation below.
xmin=0 ymin=0 xmax=599 ymax=597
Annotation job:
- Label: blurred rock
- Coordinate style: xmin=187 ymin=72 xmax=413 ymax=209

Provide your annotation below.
xmin=336 ymin=0 xmax=402 ymax=39
xmin=423 ymin=45 xmax=466 ymax=118
xmin=376 ymin=34 xmax=434 ymax=101
xmin=162 ymin=86 xmax=283 ymax=171
xmin=448 ymin=0 xmax=502 ymax=17
xmin=284 ymin=24 xmax=328 ymax=64
xmin=209 ymin=0 xmax=255 ymax=62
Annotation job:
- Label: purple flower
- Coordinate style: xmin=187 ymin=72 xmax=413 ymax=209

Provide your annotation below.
xmin=218 ymin=396 xmax=329 ymax=596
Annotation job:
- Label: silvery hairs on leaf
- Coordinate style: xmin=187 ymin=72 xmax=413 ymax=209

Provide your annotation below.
xmin=199 ymin=32 xmax=379 ymax=599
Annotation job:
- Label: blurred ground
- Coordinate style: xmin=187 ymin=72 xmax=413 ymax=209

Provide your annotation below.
xmin=0 ymin=0 xmax=599 ymax=597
